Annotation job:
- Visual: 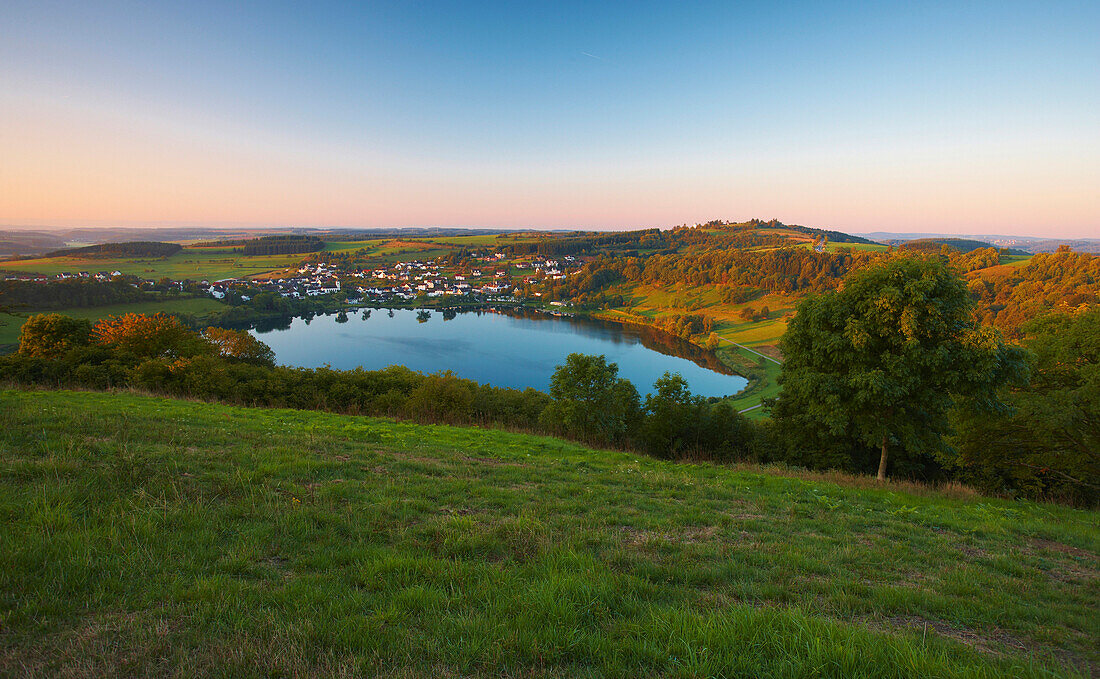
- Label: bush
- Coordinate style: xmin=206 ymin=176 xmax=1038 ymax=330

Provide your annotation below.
xmin=541 ymin=353 xmax=640 ymax=445
xmin=18 ymin=314 xmax=92 ymax=358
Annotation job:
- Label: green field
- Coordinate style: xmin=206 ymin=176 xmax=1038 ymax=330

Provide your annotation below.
xmin=721 ymin=345 xmax=784 ymax=414
xmin=1001 ymin=254 xmax=1035 ymax=267
xmin=823 ymin=242 xmax=890 ymax=252
xmin=321 ymin=239 xmax=386 ymax=253
xmin=2 ymin=390 xmax=1095 ymax=678
xmin=421 ymin=234 xmax=508 ymax=246
xmin=0 ymin=297 xmax=225 ymax=346
xmin=0 ymin=247 xmax=308 ymax=280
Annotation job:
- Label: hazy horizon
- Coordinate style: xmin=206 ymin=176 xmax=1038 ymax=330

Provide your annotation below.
xmin=2 ymin=2 xmax=1097 ymax=238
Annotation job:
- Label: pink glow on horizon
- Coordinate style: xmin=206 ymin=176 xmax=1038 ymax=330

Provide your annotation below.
xmin=2 ymin=98 xmax=1097 ymax=238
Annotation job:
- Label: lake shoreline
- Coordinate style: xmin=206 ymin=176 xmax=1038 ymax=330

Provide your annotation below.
xmin=249 ymin=305 xmax=748 ymax=399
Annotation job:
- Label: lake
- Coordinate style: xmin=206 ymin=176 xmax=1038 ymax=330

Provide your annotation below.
xmin=251 ymin=308 xmax=748 ymax=398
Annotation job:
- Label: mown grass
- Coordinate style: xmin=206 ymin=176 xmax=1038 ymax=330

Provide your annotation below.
xmin=0 ymin=297 xmax=225 ymax=346
xmin=1 ymin=390 xmax=1096 ymax=678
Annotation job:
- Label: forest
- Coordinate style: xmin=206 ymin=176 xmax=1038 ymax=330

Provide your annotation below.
xmin=42 ymin=241 xmax=182 ymax=259
xmin=194 ymin=235 xmax=325 ymax=255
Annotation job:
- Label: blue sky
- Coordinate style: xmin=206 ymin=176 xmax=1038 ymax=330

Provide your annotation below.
xmin=1 ymin=1 xmax=1097 ymax=236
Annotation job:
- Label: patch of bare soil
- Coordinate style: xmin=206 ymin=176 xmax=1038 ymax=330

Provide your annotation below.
xmin=877 ymin=615 xmax=1093 ymax=677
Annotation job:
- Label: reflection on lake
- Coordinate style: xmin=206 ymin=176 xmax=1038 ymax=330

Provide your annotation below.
xmin=250 ymin=308 xmax=747 ymax=398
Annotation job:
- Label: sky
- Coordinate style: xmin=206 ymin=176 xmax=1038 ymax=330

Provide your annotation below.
xmin=1 ymin=1 xmax=1097 ymax=237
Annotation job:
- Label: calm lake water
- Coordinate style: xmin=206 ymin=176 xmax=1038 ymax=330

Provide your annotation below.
xmin=251 ymin=309 xmax=748 ymax=398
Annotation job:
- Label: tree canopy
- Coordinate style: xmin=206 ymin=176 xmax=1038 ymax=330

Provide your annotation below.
xmin=541 ymin=353 xmax=639 ymax=445
xmin=772 ymin=258 xmax=1026 ymax=479
xmin=18 ymin=314 xmax=92 ymax=358
xmin=950 ymin=307 xmax=1099 ymax=504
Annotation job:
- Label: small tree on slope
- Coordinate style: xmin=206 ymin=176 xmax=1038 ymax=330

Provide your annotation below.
xmin=772 ymin=258 xmax=1026 ymax=480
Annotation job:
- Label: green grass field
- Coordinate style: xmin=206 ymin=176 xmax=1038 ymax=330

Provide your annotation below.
xmin=0 ymin=297 xmax=225 ymax=346
xmin=2 ymin=390 xmax=1095 ymax=678
xmin=0 ymin=248 xmax=308 ymax=280
xmin=321 ymin=239 xmax=386 ymax=253
xmin=1001 ymin=254 xmax=1034 ymax=267
xmin=421 ymin=234 xmax=508 ymax=246
xmin=823 ymin=242 xmax=890 ymax=252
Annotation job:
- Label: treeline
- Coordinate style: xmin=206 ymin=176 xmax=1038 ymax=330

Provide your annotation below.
xmin=194 ymin=235 xmax=324 ymax=255
xmin=504 ymin=229 xmax=667 ymax=257
xmin=900 ymin=238 xmax=1022 ymax=255
xmin=702 ymin=218 xmax=877 ymax=245
xmin=557 ymin=248 xmax=878 ymax=299
xmin=1 ymin=278 xmax=152 ymax=309
xmin=1 ymin=313 xmax=760 ymax=462
xmin=240 ymin=235 xmax=324 ymax=255
xmin=43 ymin=241 xmax=182 ymax=259
xmin=653 ymin=313 xmax=715 ymax=340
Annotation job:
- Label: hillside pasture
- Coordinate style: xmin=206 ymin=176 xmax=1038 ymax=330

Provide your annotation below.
xmin=1 ymin=390 xmax=1096 ymax=678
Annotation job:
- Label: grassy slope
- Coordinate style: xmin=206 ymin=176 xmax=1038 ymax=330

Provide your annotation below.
xmin=0 ymin=297 xmax=225 ymax=346
xmin=599 ymin=283 xmax=793 ymax=412
xmin=2 ymin=390 xmax=1096 ymax=678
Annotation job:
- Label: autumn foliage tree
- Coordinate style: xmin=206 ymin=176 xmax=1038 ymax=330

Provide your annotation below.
xmin=201 ymin=327 xmax=276 ymax=366
xmin=92 ymin=313 xmax=207 ymax=359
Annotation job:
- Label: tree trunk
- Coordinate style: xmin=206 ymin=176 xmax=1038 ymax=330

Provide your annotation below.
xmin=877 ymin=434 xmax=888 ymax=481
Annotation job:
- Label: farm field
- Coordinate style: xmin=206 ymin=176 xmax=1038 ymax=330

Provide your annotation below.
xmin=1 ymin=390 xmax=1096 ymax=678
xmin=321 ymin=239 xmax=386 ymax=252
xmin=0 ymin=297 xmax=225 ymax=346
xmin=823 ymin=242 xmax=891 ymax=252
xmin=0 ymin=248 xmax=308 ymax=281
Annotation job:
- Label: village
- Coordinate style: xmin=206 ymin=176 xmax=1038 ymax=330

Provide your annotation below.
xmin=1 ymin=250 xmax=583 ymax=308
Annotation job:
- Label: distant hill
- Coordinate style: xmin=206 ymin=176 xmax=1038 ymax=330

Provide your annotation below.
xmin=700 ymin=219 xmax=878 ymax=245
xmin=42 ymin=241 xmax=183 ymax=259
xmin=860 ymin=232 xmax=1100 ymax=254
xmin=776 ymin=224 xmax=878 ymax=245
xmin=893 ymin=238 xmax=1029 ymax=256
xmin=0 ymin=230 xmax=69 ymax=257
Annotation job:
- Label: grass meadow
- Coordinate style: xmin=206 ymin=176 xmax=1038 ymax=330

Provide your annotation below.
xmin=2 ymin=390 xmax=1095 ymax=678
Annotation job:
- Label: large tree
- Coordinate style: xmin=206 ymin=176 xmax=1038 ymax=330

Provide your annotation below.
xmin=772 ymin=258 xmax=1026 ymax=480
